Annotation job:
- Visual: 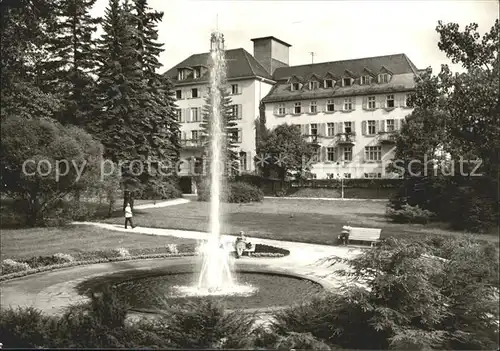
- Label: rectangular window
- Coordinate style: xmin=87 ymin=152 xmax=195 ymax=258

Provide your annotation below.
xmin=327 ymin=147 xmax=336 ymax=161
xmin=327 ymin=122 xmax=335 ymax=136
xmin=231 ymin=129 xmax=242 ymax=143
xmin=191 ymin=88 xmax=199 ymax=98
xmin=379 ymin=73 xmax=389 ymax=83
xmin=326 ymin=99 xmax=335 ymax=112
xmin=231 ymin=104 xmax=241 ymax=119
xmin=344 ymin=121 xmax=352 ymax=134
xmin=343 ymin=78 xmax=352 ymax=86
xmin=310 ymin=101 xmax=317 ymax=113
xmin=178 ymin=70 xmax=186 ymax=80
xmin=292 ymin=83 xmax=300 ymax=91
xmin=368 ymin=96 xmax=376 ymax=109
xmin=386 ymin=119 xmax=395 ymax=132
xmin=231 ymin=84 xmax=239 ymax=95
xmin=343 ymin=97 xmax=353 ymax=111
xmin=190 ymin=107 xmax=199 ymax=122
xmin=309 ymin=81 xmax=319 ymax=90
xmin=368 ymin=120 xmax=376 ymax=135
xmin=176 ymin=90 xmax=182 ymax=99
xmin=405 ymin=93 xmax=413 ymax=107
xmin=191 ymin=130 xmax=199 ymax=140
xmin=361 ymin=75 xmax=371 ymax=85
xmin=324 ymin=79 xmax=334 ymax=88
xmin=239 ymin=152 xmax=247 ymax=171
xmin=365 ymin=146 xmax=382 ymax=161
xmin=364 ymin=172 xmax=382 ymax=178
xmin=344 ymin=173 xmax=351 ymax=179
xmin=294 ymin=102 xmax=302 ymax=114
xmin=386 ymin=94 xmax=395 ymax=108
xmin=177 ymin=108 xmax=182 ymax=121
xmin=343 ymin=146 xmax=353 ymax=161
xmin=278 ymin=103 xmax=286 ymax=115
xmin=310 ymin=123 xmax=318 ymax=135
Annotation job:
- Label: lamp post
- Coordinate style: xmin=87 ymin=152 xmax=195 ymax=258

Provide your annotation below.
xmin=336 ymin=161 xmax=345 ymax=199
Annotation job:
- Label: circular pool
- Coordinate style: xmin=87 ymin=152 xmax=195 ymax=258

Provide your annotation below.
xmin=77 ymin=264 xmax=324 ymax=312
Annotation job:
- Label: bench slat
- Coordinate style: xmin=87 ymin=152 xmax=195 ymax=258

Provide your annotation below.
xmin=348 ymin=227 xmax=381 ymax=242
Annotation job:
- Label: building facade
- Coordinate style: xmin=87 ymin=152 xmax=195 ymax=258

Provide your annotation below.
xmin=262 ymin=52 xmax=422 ymax=179
xmin=164 ymin=44 xmax=276 ymax=183
xmin=165 ymin=35 xmax=422 ymax=182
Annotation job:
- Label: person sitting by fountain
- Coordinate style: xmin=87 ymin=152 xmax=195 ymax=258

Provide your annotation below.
xmin=339 ymin=225 xmax=351 ymax=246
xmin=234 ymin=231 xmax=250 ymax=258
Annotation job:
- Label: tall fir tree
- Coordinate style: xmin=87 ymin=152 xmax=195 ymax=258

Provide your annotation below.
xmin=0 ymin=0 xmax=61 ymax=121
xmin=200 ymin=87 xmax=239 ymax=176
xmin=91 ymin=0 xmax=146 ymax=166
xmin=132 ymin=0 xmax=180 ymax=179
xmin=40 ymin=0 xmax=101 ymax=126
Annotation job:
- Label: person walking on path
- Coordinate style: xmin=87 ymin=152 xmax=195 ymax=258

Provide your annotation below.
xmin=124 ymin=203 xmax=135 ymax=229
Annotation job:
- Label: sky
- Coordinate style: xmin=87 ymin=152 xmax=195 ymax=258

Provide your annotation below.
xmin=90 ymin=0 xmax=499 ymax=74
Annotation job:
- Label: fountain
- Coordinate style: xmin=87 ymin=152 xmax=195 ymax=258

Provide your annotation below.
xmin=174 ymin=32 xmax=255 ymax=297
xmin=76 ymin=32 xmax=326 ymax=314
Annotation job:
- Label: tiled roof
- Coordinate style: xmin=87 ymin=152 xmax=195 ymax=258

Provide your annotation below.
xmin=163 ymin=48 xmax=273 ymax=84
xmin=263 ymin=53 xmax=420 ymax=103
xmin=272 ymin=53 xmax=419 ymax=81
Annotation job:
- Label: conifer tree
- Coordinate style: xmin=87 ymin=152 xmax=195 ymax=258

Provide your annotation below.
xmin=200 ymin=87 xmax=239 ymax=175
xmin=40 ymin=0 xmax=101 ymax=126
xmin=91 ymin=0 xmax=146 ymax=164
xmin=132 ymin=0 xmax=180 ymax=176
xmin=0 ymin=0 xmax=61 ymax=121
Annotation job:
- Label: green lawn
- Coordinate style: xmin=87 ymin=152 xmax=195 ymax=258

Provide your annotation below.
xmin=1 ymin=225 xmax=195 ymax=260
xmin=102 ymin=198 xmax=499 ymax=245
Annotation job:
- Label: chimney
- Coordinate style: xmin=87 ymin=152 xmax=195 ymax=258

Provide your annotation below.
xmin=251 ymin=36 xmax=291 ymax=75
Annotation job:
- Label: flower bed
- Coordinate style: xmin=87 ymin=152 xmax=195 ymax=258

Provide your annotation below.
xmin=1 ymin=242 xmax=290 ymax=282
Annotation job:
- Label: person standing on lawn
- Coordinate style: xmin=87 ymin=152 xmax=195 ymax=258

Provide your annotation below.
xmin=124 ymin=203 xmax=135 ymax=229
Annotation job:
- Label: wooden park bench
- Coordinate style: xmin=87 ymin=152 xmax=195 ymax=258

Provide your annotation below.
xmin=340 ymin=227 xmax=382 ymax=247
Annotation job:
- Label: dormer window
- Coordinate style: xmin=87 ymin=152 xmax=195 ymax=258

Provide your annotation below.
xmin=291 ymin=82 xmax=301 ymax=91
xmin=178 ymin=69 xmax=187 ymax=80
xmin=324 ymin=79 xmax=334 ymax=88
xmin=378 ymin=73 xmax=390 ymax=83
xmin=193 ymin=67 xmax=201 ymax=79
xmin=343 ymin=77 xmax=352 ymax=87
xmin=309 ymin=81 xmax=319 ymax=90
xmin=361 ymin=75 xmax=371 ymax=85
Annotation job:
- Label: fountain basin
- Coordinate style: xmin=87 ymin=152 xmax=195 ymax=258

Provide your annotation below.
xmin=76 ymin=263 xmax=325 ymax=313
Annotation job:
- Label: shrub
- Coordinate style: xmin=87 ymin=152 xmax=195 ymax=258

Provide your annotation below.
xmin=1 ymin=259 xmax=31 ymax=274
xmin=0 ymin=307 xmax=58 ymax=348
xmin=198 ymin=179 xmax=263 ymax=203
xmin=53 ymin=253 xmax=74 ymax=263
xmin=386 ymin=203 xmax=434 ymax=224
xmin=164 ymin=300 xmax=255 ymax=349
xmin=113 ymin=248 xmax=130 ymax=258
xmin=165 ymin=244 xmax=178 ymax=254
xmin=22 ymin=256 xmax=60 ymax=269
xmin=139 ymin=178 xmax=182 ymax=200
xmin=273 ymin=332 xmax=332 ymax=350
xmin=228 ymin=181 xmax=264 ymax=203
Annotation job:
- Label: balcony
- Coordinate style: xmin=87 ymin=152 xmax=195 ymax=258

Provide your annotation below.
xmin=336 ymin=132 xmax=356 ymax=145
xmin=378 ymin=131 xmax=396 ymax=144
xmin=304 ymin=134 xmax=320 ymax=144
xmin=180 ymin=139 xmax=204 ymax=149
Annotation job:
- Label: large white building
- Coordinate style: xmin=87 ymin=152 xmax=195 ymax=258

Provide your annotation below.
xmin=165 ymin=35 xmax=422 ymax=184
xmin=163 ymin=37 xmax=280 ymax=186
